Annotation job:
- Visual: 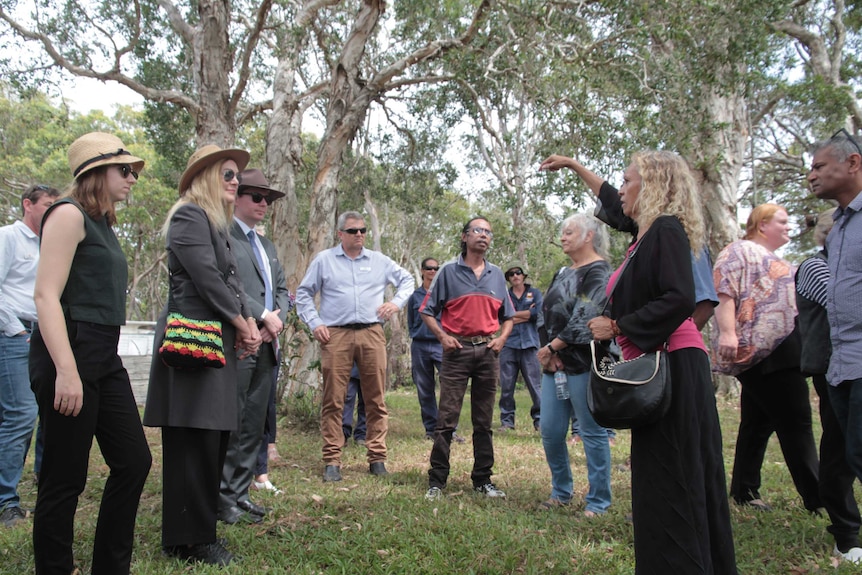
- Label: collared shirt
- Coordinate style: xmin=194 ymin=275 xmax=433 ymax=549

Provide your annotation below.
xmin=826 ymin=189 xmax=862 ymax=384
xmin=421 ymin=255 xmax=515 ymax=337
xmin=296 ymin=244 xmax=414 ymax=331
xmin=503 ymin=284 xmax=542 ymax=349
xmin=407 ymin=285 xmax=440 ymax=341
xmin=234 ymin=217 xmax=274 ymax=306
xmin=0 ymin=220 xmax=40 ymax=336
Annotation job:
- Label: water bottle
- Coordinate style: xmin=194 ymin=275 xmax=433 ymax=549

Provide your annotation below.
xmin=554 ymin=370 xmax=569 ymax=400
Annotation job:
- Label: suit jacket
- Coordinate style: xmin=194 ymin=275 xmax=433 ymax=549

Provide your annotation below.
xmin=143 ymin=204 xmax=250 ymax=431
xmin=230 ymin=220 xmax=291 ymax=359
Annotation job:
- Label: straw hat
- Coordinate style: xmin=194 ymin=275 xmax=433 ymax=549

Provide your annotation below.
xmin=237 ymin=169 xmax=286 ymax=201
xmin=179 ymin=144 xmax=250 ymax=194
xmin=68 ymin=132 xmax=145 ymax=180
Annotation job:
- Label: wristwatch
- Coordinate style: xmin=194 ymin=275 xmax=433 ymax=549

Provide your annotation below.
xmin=546 ymin=343 xmax=557 ymax=354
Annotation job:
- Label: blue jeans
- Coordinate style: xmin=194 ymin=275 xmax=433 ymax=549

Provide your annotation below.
xmin=412 ymin=339 xmax=442 ymax=434
xmin=0 ymin=333 xmax=38 ymax=509
xmin=342 ymin=375 xmax=366 ymax=441
xmin=540 ymin=371 xmax=611 ymax=513
xmin=829 ymin=378 xmax=862 ymax=486
xmin=498 ymin=346 xmax=541 ymax=428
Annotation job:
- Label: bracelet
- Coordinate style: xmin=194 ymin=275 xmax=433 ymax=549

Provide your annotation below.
xmin=610 ymin=319 xmax=622 ymax=337
xmin=546 ymin=343 xmax=557 ymax=354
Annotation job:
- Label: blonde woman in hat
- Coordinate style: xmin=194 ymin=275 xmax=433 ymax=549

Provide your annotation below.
xmin=143 ymin=145 xmax=261 ymax=566
xmin=29 ymin=132 xmax=153 ymax=575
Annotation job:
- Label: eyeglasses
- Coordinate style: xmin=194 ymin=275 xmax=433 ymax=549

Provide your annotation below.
xmin=118 ymin=164 xmax=139 ymax=180
xmin=831 ymin=128 xmax=862 ymax=157
xmin=222 ymin=169 xmax=237 ymax=182
xmin=239 ymin=192 xmax=273 ymax=205
xmin=342 ymin=227 xmax=367 ymax=235
xmin=469 ymin=227 xmax=493 ymax=238
xmin=506 ymin=270 xmax=524 ymax=278
xmin=423 ymin=266 xmax=439 ymax=271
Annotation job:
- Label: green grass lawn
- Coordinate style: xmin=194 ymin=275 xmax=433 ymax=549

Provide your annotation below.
xmin=1 ymin=387 xmax=858 ymax=574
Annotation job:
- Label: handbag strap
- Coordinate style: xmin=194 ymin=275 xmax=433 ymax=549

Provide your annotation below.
xmin=598 ymin=241 xmax=640 ymax=318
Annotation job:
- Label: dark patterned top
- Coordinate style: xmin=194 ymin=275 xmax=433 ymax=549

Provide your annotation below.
xmin=542 ymin=260 xmax=610 ymax=374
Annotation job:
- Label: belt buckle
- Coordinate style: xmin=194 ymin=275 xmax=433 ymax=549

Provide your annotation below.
xmin=469 ymin=335 xmax=485 ymax=345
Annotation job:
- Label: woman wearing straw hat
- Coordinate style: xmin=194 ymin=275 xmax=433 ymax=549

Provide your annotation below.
xmin=143 ymin=145 xmax=261 ymax=566
xmin=29 ymin=132 xmax=153 ymax=575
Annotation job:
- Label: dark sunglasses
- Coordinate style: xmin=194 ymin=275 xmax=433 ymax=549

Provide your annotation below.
xmin=342 ymin=227 xmax=367 ymax=235
xmin=118 ymin=164 xmax=139 ymax=180
xmin=506 ymin=270 xmax=524 ymax=278
xmin=239 ymin=191 xmax=273 ymax=205
xmin=831 ymin=128 xmax=862 ymax=157
xmin=222 ymin=169 xmax=237 ymax=182
xmin=423 ymin=266 xmax=439 ymax=271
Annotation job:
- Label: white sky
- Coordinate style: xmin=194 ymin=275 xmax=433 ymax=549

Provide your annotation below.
xmin=61 ymin=77 xmax=144 ymax=113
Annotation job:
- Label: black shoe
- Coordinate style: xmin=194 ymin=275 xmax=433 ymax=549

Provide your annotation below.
xmin=369 ymin=462 xmax=389 ymax=476
xmin=217 ymin=505 xmax=263 ymax=525
xmin=237 ymin=499 xmax=271 ymax=516
xmin=323 ymin=465 xmax=342 ymax=482
xmin=164 ymin=540 xmax=235 ymax=566
xmin=737 ymin=498 xmax=772 ymax=512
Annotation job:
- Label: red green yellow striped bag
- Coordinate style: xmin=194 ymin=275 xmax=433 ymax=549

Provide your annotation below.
xmin=158 ymin=312 xmax=226 ymax=369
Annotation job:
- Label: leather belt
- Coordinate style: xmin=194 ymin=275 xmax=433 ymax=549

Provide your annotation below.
xmin=18 ymin=318 xmax=36 ymax=331
xmin=335 ymin=323 xmax=376 ymax=330
xmin=451 ymin=334 xmax=493 ymax=345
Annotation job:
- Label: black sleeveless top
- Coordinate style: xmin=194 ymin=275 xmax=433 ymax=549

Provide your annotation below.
xmin=42 ymin=198 xmax=127 ymax=326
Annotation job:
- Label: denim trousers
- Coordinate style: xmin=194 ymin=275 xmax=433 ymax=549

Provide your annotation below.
xmin=498 ymin=346 xmax=542 ymax=428
xmin=0 ymin=332 xmax=38 ymax=509
xmin=539 ymin=370 xmax=611 ymax=513
xmin=342 ymin=374 xmax=367 ymax=440
xmin=411 ymin=339 xmax=442 ymax=434
xmin=829 ymin=379 xmax=862 ymax=488
xmin=428 ymin=343 xmax=498 ymax=489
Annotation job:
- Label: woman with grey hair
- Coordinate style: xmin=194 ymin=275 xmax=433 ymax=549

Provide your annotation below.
xmin=535 ymin=213 xmax=612 ymax=516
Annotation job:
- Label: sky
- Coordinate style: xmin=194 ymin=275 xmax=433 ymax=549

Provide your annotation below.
xmin=61 ymin=77 xmax=143 ymax=114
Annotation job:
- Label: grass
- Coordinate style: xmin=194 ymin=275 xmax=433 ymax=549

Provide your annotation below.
xmin=1 ymin=387 xmax=859 ymax=574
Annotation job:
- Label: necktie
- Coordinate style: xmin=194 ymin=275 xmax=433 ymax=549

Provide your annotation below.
xmin=248 ymin=230 xmax=273 ymax=311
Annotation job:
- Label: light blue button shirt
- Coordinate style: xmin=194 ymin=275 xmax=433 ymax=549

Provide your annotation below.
xmin=0 ymin=221 xmax=40 ymax=336
xmin=296 ymin=244 xmax=414 ymax=331
xmin=827 ymin=189 xmax=862 ymax=384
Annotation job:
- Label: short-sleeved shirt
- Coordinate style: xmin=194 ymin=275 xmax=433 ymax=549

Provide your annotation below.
xmin=421 ymin=255 xmax=515 ymax=337
xmin=826 ymin=190 xmax=862 ymax=384
xmin=711 ymin=239 xmax=796 ymax=375
xmin=503 ymin=285 xmax=542 ymax=350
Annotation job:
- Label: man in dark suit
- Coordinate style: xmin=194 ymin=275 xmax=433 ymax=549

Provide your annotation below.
xmin=218 ymin=169 xmax=291 ymax=524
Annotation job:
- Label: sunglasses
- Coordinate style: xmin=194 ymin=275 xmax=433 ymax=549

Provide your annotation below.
xmin=506 ymin=270 xmax=524 ymax=278
xmin=831 ymin=128 xmax=862 ymax=157
xmin=468 ymin=226 xmax=493 ymax=238
xmin=118 ymin=164 xmax=139 ymax=180
xmin=222 ymin=169 xmax=237 ymax=182
xmin=239 ymin=191 xmax=274 ymax=205
xmin=342 ymin=227 xmax=367 ymax=235
xmin=423 ymin=266 xmax=439 ymax=271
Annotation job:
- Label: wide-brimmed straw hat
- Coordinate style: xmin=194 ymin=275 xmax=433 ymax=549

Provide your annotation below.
xmin=68 ymin=132 xmax=145 ymax=180
xmin=178 ymin=144 xmax=250 ymax=194
xmin=237 ymin=169 xmax=286 ymax=201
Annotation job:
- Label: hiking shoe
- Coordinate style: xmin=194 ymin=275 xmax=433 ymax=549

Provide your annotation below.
xmin=474 ymin=483 xmax=506 ymax=498
xmin=425 ymin=486 xmax=443 ymax=501
xmin=0 ymin=506 xmax=29 ymax=527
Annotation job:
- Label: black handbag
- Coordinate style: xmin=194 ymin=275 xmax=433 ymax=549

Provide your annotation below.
xmin=586 ymin=240 xmax=672 ymax=429
xmin=587 ymin=340 xmax=671 ymax=429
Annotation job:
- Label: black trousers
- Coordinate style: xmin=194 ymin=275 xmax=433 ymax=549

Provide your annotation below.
xmin=30 ymin=322 xmax=152 ymax=575
xmin=730 ymin=363 xmax=821 ymax=510
xmin=428 ymin=344 xmax=498 ymax=489
xmin=161 ymin=426 xmax=229 ymax=547
xmin=812 ymin=374 xmax=862 ymax=550
xmin=631 ymin=349 xmax=737 ymax=575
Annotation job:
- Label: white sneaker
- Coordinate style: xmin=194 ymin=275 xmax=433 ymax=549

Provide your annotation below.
xmin=252 ymin=480 xmax=283 ymax=495
xmin=474 ymin=482 xmax=506 ymax=498
xmin=425 ymin=486 xmax=443 ymax=501
xmin=834 ymin=545 xmax=862 ymax=564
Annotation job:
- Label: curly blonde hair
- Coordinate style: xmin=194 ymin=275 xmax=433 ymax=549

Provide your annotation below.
xmin=630 ymin=150 xmax=705 ymax=254
xmin=162 ymin=162 xmax=233 ymax=235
